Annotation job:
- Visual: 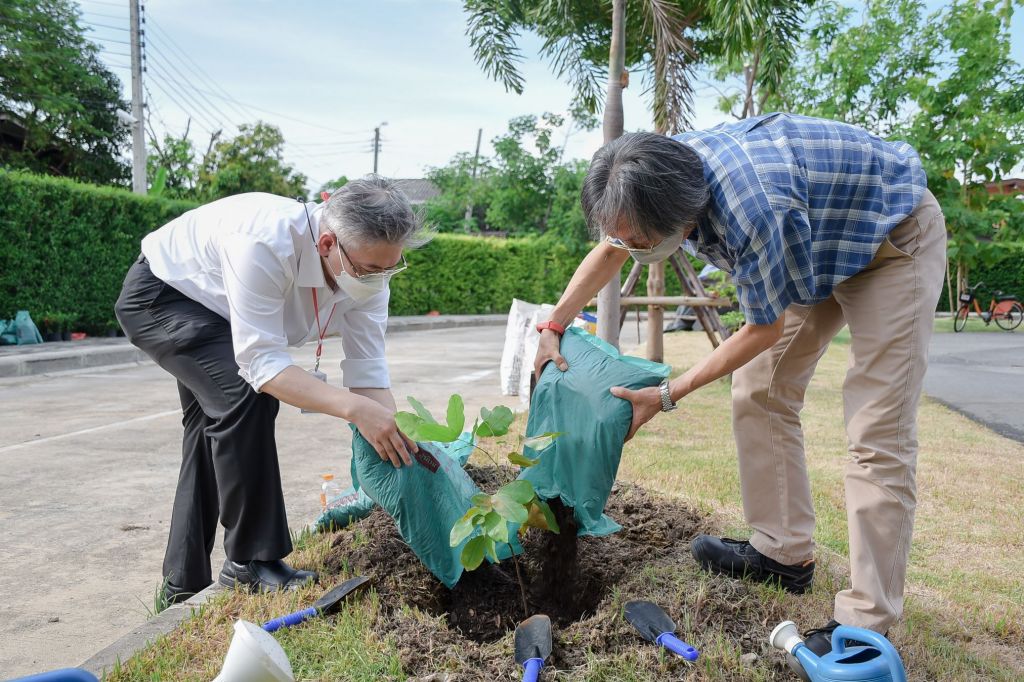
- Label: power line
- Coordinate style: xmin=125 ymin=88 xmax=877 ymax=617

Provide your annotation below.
xmin=144 ymin=19 xmax=254 ymax=123
xmin=146 ymin=61 xmax=226 ymax=135
xmin=80 ymin=10 xmax=127 ymax=21
xmin=146 ymin=44 xmax=241 ymax=131
xmin=78 ymin=0 xmax=131 ymax=8
xmin=146 ymin=76 xmax=216 ymax=138
xmin=146 ymin=54 xmax=236 ymax=133
xmin=145 ymin=18 xmax=371 ymax=138
xmin=100 ymin=49 xmax=132 ymax=58
xmin=87 ymin=35 xmax=131 ymax=45
xmin=82 ymin=21 xmax=128 ymax=31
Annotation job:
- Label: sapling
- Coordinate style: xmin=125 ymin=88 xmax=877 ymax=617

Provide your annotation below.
xmin=396 ymin=394 xmax=563 ymax=614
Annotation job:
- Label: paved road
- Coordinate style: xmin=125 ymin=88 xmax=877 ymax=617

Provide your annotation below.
xmin=925 ymin=331 xmax=1024 ymax=443
xmin=0 ymin=326 xmax=526 ymax=676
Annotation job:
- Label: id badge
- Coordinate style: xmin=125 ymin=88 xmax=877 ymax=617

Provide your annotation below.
xmin=300 ymin=369 xmax=328 ymax=414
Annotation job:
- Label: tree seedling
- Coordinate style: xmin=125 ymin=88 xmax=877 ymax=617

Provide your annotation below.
xmin=396 ymin=394 xmax=564 ymax=614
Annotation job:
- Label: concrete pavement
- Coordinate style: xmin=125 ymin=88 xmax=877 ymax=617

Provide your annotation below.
xmin=924 ymin=330 xmax=1024 ymax=443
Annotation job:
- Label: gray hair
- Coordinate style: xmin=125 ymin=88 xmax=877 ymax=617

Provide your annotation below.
xmin=581 ymin=132 xmax=710 ymax=242
xmin=321 ymin=175 xmax=434 ymax=249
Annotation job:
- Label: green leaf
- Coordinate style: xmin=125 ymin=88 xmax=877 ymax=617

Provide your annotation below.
xmin=395 ymin=412 xmax=459 ymax=443
xmin=450 ymin=509 xmax=478 ymax=547
xmin=485 ymin=539 xmax=500 ymax=563
xmin=507 ymin=451 xmax=540 ymax=467
xmin=482 ymin=510 xmax=509 ymax=543
xmin=471 ymin=493 xmax=493 ymax=510
xmin=536 ymin=498 xmax=560 ymax=533
xmin=523 ymin=431 xmax=563 ymax=452
xmin=499 ymin=479 xmax=535 ymax=504
xmin=395 ymin=411 xmax=424 ymax=440
xmin=475 ymin=405 xmax=514 ymax=437
xmin=492 ymin=491 xmax=529 ymax=524
xmin=461 ymin=535 xmax=490 ymax=570
xmin=446 ymin=394 xmax=466 ymax=436
xmin=416 ymin=422 xmax=460 ymax=442
xmin=407 ymin=396 xmax=437 ymax=423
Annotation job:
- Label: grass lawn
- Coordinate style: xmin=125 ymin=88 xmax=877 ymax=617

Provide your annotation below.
xmin=106 ymin=330 xmax=1023 ymax=681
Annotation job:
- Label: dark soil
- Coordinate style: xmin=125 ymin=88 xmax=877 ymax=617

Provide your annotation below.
xmin=323 ymin=467 xmax=790 ymax=680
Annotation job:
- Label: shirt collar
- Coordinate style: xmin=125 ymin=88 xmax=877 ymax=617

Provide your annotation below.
xmin=296 ymin=202 xmax=330 ymax=289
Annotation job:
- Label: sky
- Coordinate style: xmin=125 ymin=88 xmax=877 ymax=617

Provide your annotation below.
xmin=74 ymin=0 xmax=1024 ymax=192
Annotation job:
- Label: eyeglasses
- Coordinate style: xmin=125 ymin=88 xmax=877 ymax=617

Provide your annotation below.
xmin=337 ymin=242 xmax=408 ymax=280
xmin=604 ymin=235 xmax=659 ymax=253
xmin=302 ymin=201 xmax=409 ymax=281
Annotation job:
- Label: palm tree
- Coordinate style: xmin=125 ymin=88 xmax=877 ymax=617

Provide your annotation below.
xmin=463 ymin=0 xmax=809 ymax=346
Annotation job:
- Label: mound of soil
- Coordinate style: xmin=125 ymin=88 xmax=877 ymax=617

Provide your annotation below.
xmin=323 ymin=467 xmax=786 ymax=680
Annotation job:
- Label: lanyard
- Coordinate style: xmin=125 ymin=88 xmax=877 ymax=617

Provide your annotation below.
xmin=311 ymin=288 xmax=337 ymax=373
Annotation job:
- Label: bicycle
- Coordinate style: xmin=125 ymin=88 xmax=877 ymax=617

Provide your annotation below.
xmin=953 ymin=282 xmax=1023 ymax=332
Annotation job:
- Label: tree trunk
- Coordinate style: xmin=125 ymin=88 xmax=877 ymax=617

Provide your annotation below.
xmin=597 ymin=0 xmax=627 ymax=349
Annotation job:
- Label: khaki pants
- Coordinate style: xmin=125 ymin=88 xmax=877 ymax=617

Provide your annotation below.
xmin=731 ymin=190 xmax=947 ymax=631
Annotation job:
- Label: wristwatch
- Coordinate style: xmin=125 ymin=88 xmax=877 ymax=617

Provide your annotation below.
xmin=659 ymin=379 xmax=677 ymax=412
xmin=536 ymin=320 xmax=566 ymax=335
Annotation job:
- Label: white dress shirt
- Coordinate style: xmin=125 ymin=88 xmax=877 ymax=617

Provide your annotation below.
xmin=141 ymin=192 xmax=391 ymax=391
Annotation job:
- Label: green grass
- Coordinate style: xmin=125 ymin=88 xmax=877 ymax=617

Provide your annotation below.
xmin=107 ymin=329 xmax=1024 ymax=681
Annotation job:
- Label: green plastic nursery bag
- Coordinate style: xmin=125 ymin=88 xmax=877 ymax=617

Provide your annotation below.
xmin=518 ymin=326 xmax=670 ymax=536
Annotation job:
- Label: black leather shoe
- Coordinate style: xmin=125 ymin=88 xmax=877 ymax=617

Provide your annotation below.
xmin=218 ymin=559 xmax=318 ymax=593
xmin=162 ymin=581 xmax=199 ymax=605
xmin=690 ymin=535 xmax=814 ymax=594
xmin=786 ymin=620 xmax=889 ymax=681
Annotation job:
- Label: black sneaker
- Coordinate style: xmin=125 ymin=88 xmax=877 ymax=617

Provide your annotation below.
xmin=218 ymin=559 xmax=317 ymax=593
xmin=786 ymin=620 xmax=890 ymax=681
xmin=690 ymin=535 xmax=814 ymax=594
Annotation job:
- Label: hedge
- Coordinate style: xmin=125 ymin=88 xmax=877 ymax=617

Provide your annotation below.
xmin=0 ymin=170 xmax=198 ymax=334
xmin=0 ymin=171 xmax=603 ymax=330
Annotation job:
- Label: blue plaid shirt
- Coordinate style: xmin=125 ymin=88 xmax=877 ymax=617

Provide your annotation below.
xmin=675 ymin=113 xmax=926 ymax=325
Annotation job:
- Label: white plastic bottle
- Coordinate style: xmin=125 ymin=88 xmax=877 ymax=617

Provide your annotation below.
xmin=320 ymin=474 xmax=343 ymax=511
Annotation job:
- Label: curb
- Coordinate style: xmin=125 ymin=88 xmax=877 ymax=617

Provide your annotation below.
xmin=79 ymin=583 xmax=226 ymax=677
xmin=0 ymin=315 xmax=508 ymax=379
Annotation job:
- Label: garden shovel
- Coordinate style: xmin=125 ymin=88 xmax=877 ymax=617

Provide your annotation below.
xmin=624 ymin=601 xmax=699 ymax=661
xmin=514 ymin=614 xmax=552 ymax=682
xmin=261 ymin=576 xmax=370 ymax=632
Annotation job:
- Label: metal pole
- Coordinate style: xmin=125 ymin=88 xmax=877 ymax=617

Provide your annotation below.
xmin=464 ymin=127 xmax=482 ymax=223
xmin=372 ymin=126 xmax=380 ymax=174
xmin=129 ymin=0 xmax=146 ymax=194
xmin=596 ymin=0 xmax=626 ymax=349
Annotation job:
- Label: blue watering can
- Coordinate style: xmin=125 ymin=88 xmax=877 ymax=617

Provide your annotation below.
xmin=770 ymin=621 xmax=907 ymax=682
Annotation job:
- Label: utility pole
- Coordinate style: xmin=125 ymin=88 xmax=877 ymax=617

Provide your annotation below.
xmin=372 ymin=121 xmax=387 ymax=174
xmin=463 ymin=127 xmax=482 ymax=223
xmin=129 ymin=0 xmax=146 ymax=194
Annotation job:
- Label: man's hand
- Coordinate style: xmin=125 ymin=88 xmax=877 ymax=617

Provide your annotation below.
xmin=351 ymin=399 xmax=418 ymax=468
xmin=534 ymin=329 xmax=569 ymax=379
xmin=609 ymin=385 xmax=664 ymax=441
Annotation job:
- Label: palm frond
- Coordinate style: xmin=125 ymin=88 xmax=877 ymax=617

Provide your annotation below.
xmin=754 ymin=0 xmax=806 ymax=99
xmin=539 ymin=33 xmax=605 ymax=114
xmin=463 ymin=0 xmax=527 ymax=94
xmin=641 ymin=0 xmax=698 ymax=133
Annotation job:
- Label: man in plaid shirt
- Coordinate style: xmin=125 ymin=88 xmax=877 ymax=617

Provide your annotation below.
xmin=534 ymin=113 xmax=946 ymax=658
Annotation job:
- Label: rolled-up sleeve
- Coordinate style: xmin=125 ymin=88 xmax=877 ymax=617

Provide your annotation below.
xmin=338 ymin=289 xmax=391 ymax=388
xmin=219 ymin=235 xmax=296 ymax=391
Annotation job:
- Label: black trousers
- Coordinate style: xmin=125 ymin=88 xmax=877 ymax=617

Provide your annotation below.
xmin=114 ymin=257 xmax=292 ymax=590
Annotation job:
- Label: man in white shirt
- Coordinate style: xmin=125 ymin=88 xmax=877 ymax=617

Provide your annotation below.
xmin=115 ymin=176 xmax=431 ymax=601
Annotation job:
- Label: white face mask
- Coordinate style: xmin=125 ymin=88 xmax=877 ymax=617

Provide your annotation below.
xmin=607 ymin=230 xmax=686 ymax=265
xmin=334 ymin=267 xmax=390 ymax=304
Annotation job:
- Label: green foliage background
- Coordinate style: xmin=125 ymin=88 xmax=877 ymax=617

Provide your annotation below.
xmin=0 ymin=171 xmax=683 ymax=331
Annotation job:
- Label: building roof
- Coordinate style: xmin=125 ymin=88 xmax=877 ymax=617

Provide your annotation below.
xmin=985 ymin=178 xmax=1024 ymax=195
xmin=391 ymin=178 xmax=440 ymax=204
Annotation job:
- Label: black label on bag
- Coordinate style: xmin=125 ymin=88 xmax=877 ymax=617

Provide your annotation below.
xmin=413 ymin=448 xmax=440 ymax=473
